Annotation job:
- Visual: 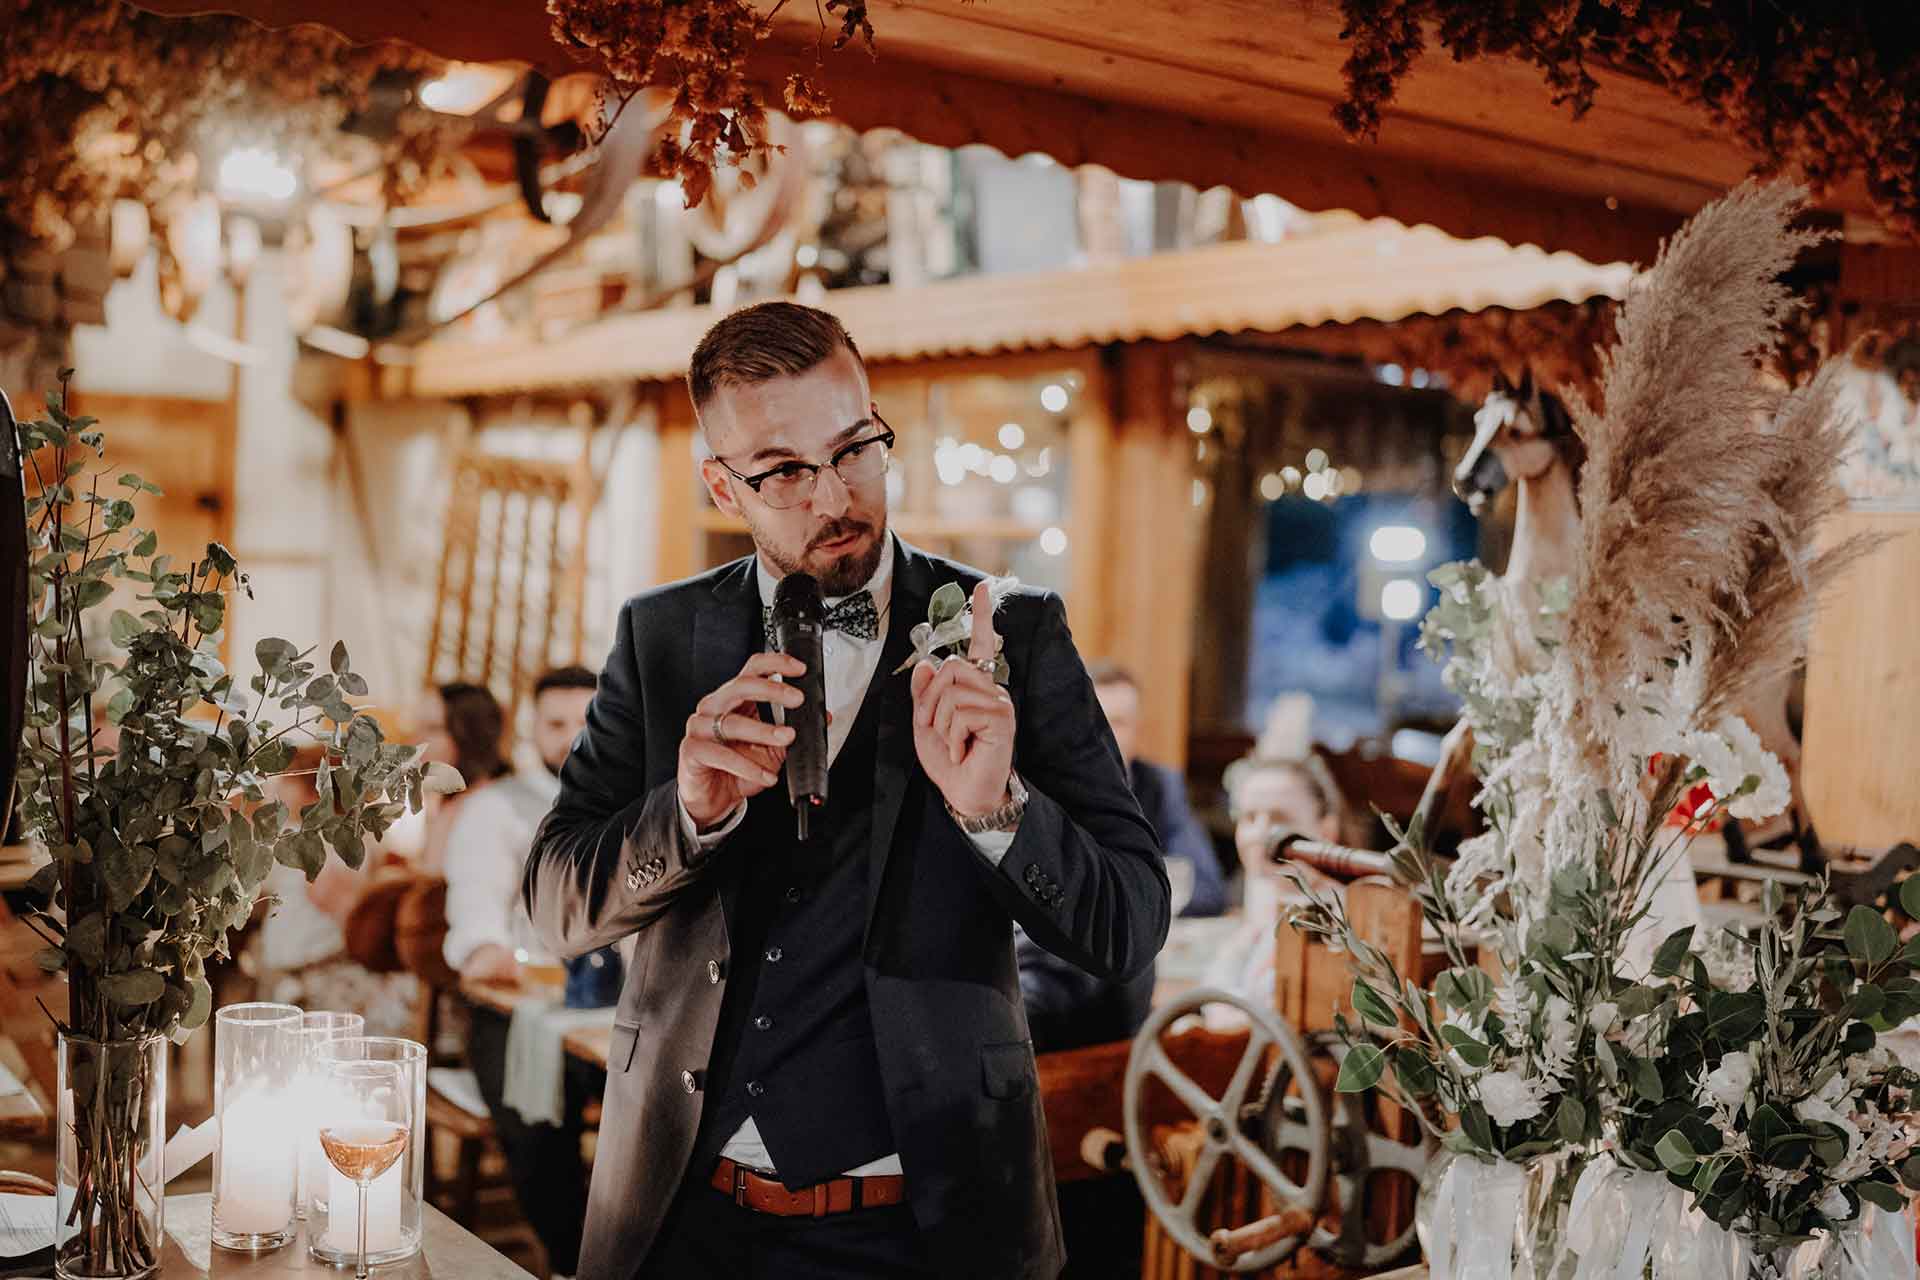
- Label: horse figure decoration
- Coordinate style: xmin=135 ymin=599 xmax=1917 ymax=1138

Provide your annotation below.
xmin=1415 ymin=370 xmax=1812 ymax=869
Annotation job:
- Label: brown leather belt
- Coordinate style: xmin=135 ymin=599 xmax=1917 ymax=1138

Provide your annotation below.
xmin=710 ymin=1157 xmax=906 ymax=1217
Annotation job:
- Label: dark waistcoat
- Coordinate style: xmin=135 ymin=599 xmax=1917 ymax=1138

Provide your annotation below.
xmin=690 ymin=674 xmax=892 ymax=1189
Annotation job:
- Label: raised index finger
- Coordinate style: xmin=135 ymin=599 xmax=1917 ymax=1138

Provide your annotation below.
xmin=967 ymin=580 xmax=998 ymax=663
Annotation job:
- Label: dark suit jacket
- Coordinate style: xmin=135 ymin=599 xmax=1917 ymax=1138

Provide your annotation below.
xmin=523 ymin=538 xmax=1171 ymax=1280
xmin=1129 ymin=758 xmax=1227 ymax=917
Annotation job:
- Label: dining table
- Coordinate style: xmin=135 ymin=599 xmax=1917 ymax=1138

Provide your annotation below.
xmin=0 ymin=1192 xmax=534 ymax=1279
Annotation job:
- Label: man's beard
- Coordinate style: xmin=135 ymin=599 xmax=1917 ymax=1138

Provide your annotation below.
xmin=749 ymin=512 xmax=888 ymax=597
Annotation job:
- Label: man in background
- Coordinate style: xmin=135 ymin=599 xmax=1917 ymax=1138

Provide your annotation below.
xmin=1088 ymin=662 xmax=1225 ymax=916
xmin=445 ymin=665 xmax=599 ymax=1280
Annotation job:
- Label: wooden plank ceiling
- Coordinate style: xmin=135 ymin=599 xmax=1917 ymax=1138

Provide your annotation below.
xmin=129 ymin=0 xmax=1854 ymax=265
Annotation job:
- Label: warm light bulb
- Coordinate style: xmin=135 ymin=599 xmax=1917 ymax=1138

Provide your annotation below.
xmin=1381 ymin=578 xmax=1423 ymax=621
xmin=1369 ymin=525 xmax=1428 ymax=564
xmin=217 ymin=147 xmax=297 ymax=203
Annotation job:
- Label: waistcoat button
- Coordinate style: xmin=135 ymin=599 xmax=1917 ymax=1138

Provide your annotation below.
xmin=746 ymin=1080 xmax=766 ymax=1098
xmin=681 ymin=1070 xmax=698 ymax=1094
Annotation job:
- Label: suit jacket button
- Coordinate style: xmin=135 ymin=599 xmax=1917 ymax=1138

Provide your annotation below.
xmin=707 ymin=960 xmax=722 ymax=985
xmin=682 ymin=1070 xmax=699 ymax=1094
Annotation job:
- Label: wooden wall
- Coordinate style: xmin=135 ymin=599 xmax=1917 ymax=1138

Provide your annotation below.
xmin=1803 ymin=510 xmax=1920 ymax=850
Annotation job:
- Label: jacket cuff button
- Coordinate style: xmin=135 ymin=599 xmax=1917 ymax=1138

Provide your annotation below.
xmin=681 ymin=1069 xmax=699 ymax=1093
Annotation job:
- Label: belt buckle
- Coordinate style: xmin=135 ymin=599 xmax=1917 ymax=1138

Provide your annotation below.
xmin=732 ymin=1162 xmax=750 ymax=1210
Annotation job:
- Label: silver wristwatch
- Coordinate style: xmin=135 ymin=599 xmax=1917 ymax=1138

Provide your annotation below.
xmin=949 ymin=772 xmax=1029 ymax=835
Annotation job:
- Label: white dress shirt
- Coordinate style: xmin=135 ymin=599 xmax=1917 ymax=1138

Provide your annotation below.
xmin=678 ymin=535 xmax=1015 ymax=1180
xmin=442 ymin=770 xmax=560 ymax=972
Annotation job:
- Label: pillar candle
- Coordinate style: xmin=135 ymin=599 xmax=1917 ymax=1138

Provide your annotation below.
xmin=215 ymin=1090 xmax=296 ymax=1235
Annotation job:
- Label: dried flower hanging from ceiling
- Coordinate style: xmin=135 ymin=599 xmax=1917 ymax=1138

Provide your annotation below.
xmin=545 ymin=0 xmax=875 ymax=208
xmin=0 ymin=0 xmax=459 ymax=253
xmin=1334 ymin=2 xmax=1920 ymax=237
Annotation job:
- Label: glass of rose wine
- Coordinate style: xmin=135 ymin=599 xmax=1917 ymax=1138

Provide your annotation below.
xmin=317 ymin=1059 xmax=412 ymax=1280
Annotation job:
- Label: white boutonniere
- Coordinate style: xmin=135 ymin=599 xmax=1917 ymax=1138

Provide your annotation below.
xmin=893 ymin=576 xmax=1019 ymax=682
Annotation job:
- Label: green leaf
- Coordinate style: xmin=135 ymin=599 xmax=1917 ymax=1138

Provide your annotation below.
xmin=1902 ymin=875 xmax=1920 ymax=925
xmin=330 ymin=641 xmax=349 ymax=675
xmin=1390 ymin=1046 xmax=1437 ymax=1097
xmin=181 ymin=977 xmax=213 ymax=1032
xmin=1555 ymin=1094 xmax=1587 ymax=1144
xmin=132 ymin=530 xmax=157 ymax=557
xmin=1630 ymin=1056 xmax=1664 ymax=1103
xmin=1654 ymin=1130 xmax=1697 ymax=1174
xmin=1844 ymin=905 xmax=1897 ymax=967
xmin=1651 ymin=926 xmax=1696 ymax=978
xmin=1440 ymin=1025 xmax=1492 ymax=1068
xmin=99 ymin=840 xmax=155 ymax=911
xmin=1351 ymin=980 xmax=1396 ymax=1027
xmin=928 ymin=582 xmax=967 ymax=627
xmin=66 ymin=912 xmax=108 ymax=967
xmin=32 ymin=947 xmax=65 ymax=974
xmin=24 ymin=860 xmax=61 ymax=900
xmin=99 ymin=970 xmax=166 ymax=1006
xmin=1858 ymin=1180 xmax=1906 ymax=1214
xmin=255 ymin=637 xmax=297 ymax=672
xmin=73 ymin=579 xmax=112 ymax=610
xmin=1334 ymin=1043 xmax=1386 ymax=1092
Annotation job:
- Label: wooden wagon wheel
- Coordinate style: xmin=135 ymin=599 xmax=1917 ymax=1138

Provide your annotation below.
xmin=1123 ymin=987 xmax=1331 ymax=1272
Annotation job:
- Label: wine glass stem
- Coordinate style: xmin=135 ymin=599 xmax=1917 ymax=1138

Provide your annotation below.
xmin=356 ymin=1179 xmax=371 ymax=1280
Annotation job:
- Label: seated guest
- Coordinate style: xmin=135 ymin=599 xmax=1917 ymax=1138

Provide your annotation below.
xmin=1089 ymin=662 xmax=1227 ymax=916
xmin=447 ymin=666 xmax=598 ymax=1280
xmin=443 ymin=667 xmax=597 ymax=983
xmin=417 ymin=681 xmax=514 ymax=876
xmin=1202 ymin=750 xmax=1348 ymax=1007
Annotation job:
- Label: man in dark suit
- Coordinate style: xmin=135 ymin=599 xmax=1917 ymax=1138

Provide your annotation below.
xmin=523 ymin=301 xmax=1170 ymax=1280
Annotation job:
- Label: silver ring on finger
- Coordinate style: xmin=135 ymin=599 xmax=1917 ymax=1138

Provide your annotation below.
xmin=968 ymin=656 xmax=997 ymax=675
xmin=712 ymin=713 xmax=729 ymax=745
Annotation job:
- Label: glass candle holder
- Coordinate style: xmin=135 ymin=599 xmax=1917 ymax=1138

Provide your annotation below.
xmin=308 ymin=1037 xmax=427 ymax=1266
xmin=212 ymin=1003 xmax=303 ymax=1252
xmin=293 ymin=1012 xmax=366 ymax=1219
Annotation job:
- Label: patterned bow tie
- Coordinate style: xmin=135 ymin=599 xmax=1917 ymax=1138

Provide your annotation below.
xmin=763 ymin=590 xmax=881 ymax=645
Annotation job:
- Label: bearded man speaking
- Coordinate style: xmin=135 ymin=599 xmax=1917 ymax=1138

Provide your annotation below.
xmin=524 ymin=301 xmax=1169 ymax=1279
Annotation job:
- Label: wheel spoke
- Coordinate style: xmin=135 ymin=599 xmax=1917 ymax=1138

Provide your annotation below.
xmin=1220 ymin=1026 xmax=1274 ymax=1116
xmin=1146 ymin=1043 xmax=1222 ymax=1121
xmin=1230 ymin=1129 xmax=1307 ymax=1207
xmin=1177 ymin=1138 xmax=1226 ymax=1220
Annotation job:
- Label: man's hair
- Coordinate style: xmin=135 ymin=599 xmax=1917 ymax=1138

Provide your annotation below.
xmin=1086 ymin=660 xmax=1138 ymax=692
xmin=686 ymin=301 xmax=863 ymax=412
xmin=533 ymin=665 xmax=598 ymax=699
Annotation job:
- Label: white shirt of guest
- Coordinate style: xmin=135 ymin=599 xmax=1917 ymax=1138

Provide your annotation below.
xmin=681 ymin=533 xmax=1015 ymax=1180
xmin=441 ymin=770 xmax=560 ymax=971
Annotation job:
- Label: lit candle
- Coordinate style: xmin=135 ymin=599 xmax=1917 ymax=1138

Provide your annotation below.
xmin=323 ymin=1162 xmax=403 ymax=1254
xmin=214 ymin=1089 xmax=296 ymax=1236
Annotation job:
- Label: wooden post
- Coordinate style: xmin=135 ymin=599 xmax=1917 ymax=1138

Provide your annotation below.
xmin=656 ymin=383 xmax=700 ymax=585
xmin=1101 ymin=343 xmax=1201 ymax=770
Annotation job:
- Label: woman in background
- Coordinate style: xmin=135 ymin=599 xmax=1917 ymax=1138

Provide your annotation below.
xmin=1202 ymin=751 xmax=1350 ymax=1007
xmin=416 ymin=682 xmax=512 ymax=875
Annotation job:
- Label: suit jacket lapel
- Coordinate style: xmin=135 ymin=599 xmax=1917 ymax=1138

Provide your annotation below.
xmin=691 ymin=555 xmax=761 ymax=928
xmin=867 ymin=537 xmax=930 ymax=928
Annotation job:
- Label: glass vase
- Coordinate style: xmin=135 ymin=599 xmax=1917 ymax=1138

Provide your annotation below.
xmin=1416 ymin=1145 xmax=1593 ymax=1280
xmin=212 ymin=1002 xmax=303 ymax=1251
xmin=307 ymin=1037 xmax=427 ymax=1266
xmin=55 ymin=1033 xmax=166 ymax=1280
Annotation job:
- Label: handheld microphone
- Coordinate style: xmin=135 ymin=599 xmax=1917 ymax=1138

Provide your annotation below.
xmin=771 ymin=572 xmax=829 ymax=840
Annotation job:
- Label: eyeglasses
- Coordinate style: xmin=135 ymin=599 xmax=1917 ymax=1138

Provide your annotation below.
xmin=714 ymin=411 xmax=896 ymax=511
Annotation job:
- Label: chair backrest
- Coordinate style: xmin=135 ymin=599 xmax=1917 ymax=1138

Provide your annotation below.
xmin=342 ymin=873 xmax=421 ymax=974
xmin=1273 ymin=878 xmax=1423 ymax=1036
xmin=396 ymin=878 xmax=460 ymax=992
